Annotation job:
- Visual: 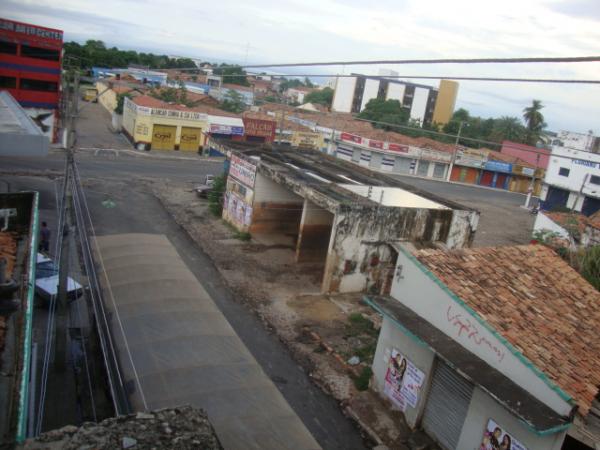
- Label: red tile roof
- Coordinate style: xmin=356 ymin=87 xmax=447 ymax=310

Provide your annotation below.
xmin=132 ymin=95 xmax=240 ymax=117
xmin=415 ymin=245 xmax=600 ymax=415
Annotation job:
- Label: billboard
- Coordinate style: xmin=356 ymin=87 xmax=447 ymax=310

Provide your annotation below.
xmin=229 ymin=154 xmax=257 ymax=188
xmin=210 ymin=124 xmax=244 ymax=135
xmin=388 ymin=143 xmax=409 ymax=153
xmin=455 ymin=148 xmax=487 ymax=168
xmin=291 ymin=131 xmax=324 ymax=149
xmin=340 ymin=132 xmax=362 ymax=144
xmin=243 ymin=118 xmax=276 ymax=141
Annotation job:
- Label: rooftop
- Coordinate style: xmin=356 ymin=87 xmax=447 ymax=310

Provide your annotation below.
xmin=414 ymin=244 xmax=600 ymax=415
xmin=339 ymin=185 xmax=449 ymax=209
xmin=132 ymin=95 xmax=239 ymax=118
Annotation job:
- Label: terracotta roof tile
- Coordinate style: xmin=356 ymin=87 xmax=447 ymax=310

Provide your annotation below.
xmin=414 ymin=244 xmax=600 ymax=415
xmin=132 ymin=95 xmax=240 ymax=117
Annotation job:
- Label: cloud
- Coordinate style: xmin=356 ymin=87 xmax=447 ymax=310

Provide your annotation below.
xmin=546 ymin=0 xmax=600 ymax=20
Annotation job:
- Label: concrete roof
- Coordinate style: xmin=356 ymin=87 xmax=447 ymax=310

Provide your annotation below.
xmin=0 ymin=91 xmax=49 ymax=156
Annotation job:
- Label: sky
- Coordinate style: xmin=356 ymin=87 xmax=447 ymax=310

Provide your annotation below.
xmin=5 ymin=0 xmax=600 ymax=132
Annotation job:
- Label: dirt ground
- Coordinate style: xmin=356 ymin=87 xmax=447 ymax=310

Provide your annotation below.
xmin=152 ymin=180 xmax=439 ymax=449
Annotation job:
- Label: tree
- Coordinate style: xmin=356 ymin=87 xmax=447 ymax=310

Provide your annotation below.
xmin=303 ymin=77 xmax=314 ymax=88
xmin=303 ymin=87 xmax=334 ymax=107
xmin=219 ymin=89 xmax=246 ymax=113
xmin=114 ymin=92 xmax=132 ymax=114
xmin=357 ymin=99 xmax=409 ymax=130
xmin=213 ymin=65 xmax=249 ymax=86
xmin=523 ymin=100 xmax=546 ymax=146
xmin=490 ymin=116 xmax=526 ymax=143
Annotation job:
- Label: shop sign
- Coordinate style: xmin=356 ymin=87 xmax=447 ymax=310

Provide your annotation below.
xmin=480 ymin=419 xmax=528 ymax=450
xmin=229 ymin=154 xmax=257 ymax=188
xmin=388 ymin=143 xmax=409 ymax=153
xmin=151 ymin=108 xmax=207 ymax=121
xmin=291 ymin=132 xmax=323 ymax=149
xmin=485 ymin=160 xmax=512 ymax=173
xmin=341 ymin=132 xmax=363 ymax=144
xmin=210 ymin=124 xmax=244 ymax=135
xmin=0 ymin=18 xmax=63 ymax=41
xmin=243 ymin=118 xmax=276 ymax=139
xmin=383 ymin=349 xmax=425 ymax=411
xmin=455 ymin=148 xmax=487 ymax=168
xmin=420 ymin=148 xmax=452 ymax=163
xmin=369 ymin=139 xmax=384 ymax=149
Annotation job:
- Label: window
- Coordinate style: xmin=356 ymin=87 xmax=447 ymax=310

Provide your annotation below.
xmin=0 ymin=41 xmax=17 ymax=55
xmin=0 ymin=76 xmax=17 ymax=88
xmin=590 ymin=175 xmax=600 ymax=185
xmin=558 ymin=167 xmax=570 ymax=177
xmin=20 ymin=78 xmax=58 ymax=92
xmin=433 ymin=163 xmax=446 ymax=178
xmin=20 ymin=44 xmax=60 ymax=61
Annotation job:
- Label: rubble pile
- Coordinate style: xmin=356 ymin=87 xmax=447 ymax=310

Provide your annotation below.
xmin=21 ymin=406 xmax=222 ymax=449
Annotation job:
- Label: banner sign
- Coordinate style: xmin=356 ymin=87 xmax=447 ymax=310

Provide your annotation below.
xmin=455 ymin=148 xmax=487 ymax=168
xmin=485 ymin=160 xmax=513 ymax=173
xmin=420 ymin=148 xmax=452 ymax=163
xmin=291 ymin=131 xmax=323 ymax=149
xmin=341 ymin=132 xmax=362 ymax=144
xmin=383 ymin=349 xmax=425 ymax=411
xmin=210 ymin=124 xmax=244 ymax=135
xmin=229 ymin=154 xmax=257 ymax=188
xmin=480 ymin=419 xmax=528 ymax=450
xmin=0 ymin=18 xmax=63 ymax=42
xmin=243 ymin=118 xmax=276 ymax=140
xmin=369 ymin=139 xmax=384 ymax=149
xmin=388 ymin=143 xmax=410 ymax=153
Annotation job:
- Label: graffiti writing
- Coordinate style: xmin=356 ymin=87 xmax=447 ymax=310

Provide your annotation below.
xmin=446 ymin=306 xmax=505 ymax=362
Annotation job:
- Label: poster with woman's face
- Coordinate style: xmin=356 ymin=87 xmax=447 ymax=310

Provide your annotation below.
xmin=383 ymin=349 xmax=424 ymax=411
xmin=480 ymin=419 xmax=528 ymax=450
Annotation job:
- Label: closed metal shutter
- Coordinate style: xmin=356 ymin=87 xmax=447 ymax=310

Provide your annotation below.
xmin=394 ymin=157 xmax=412 ymax=174
xmin=179 ymin=127 xmax=202 ymax=151
xmin=422 ymin=361 xmax=474 ymax=450
xmin=151 ymin=125 xmax=177 ymax=150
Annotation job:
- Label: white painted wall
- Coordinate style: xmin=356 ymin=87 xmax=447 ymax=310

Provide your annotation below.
xmin=332 ymin=76 xmax=357 ymax=113
xmin=253 ymin=172 xmax=303 ymax=203
xmin=389 ymin=249 xmax=573 ymax=416
xmin=386 ymin=82 xmax=406 ymax=102
xmin=557 ymin=130 xmax=595 ymax=151
xmin=372 ymin=317 xmax=435 ymax=428
xmin=360 ymin=78 xmax=380 ymax=111
xmin=533 ymin=212 xmax=570 ymax=239
xmin=545 ymin=146 xmax=600 ymax=199
xmin=456 ymin=388 xmax=566 ymax=450
xmin=410 ymin=87 xmax=429 ymax=123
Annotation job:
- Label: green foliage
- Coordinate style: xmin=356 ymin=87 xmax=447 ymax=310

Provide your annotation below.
xmin=353 ymin=366 xmax=373 ymax=391
xmin=346 ymin=313 xmax=378 ymax=338
xmin=279 ymin=77 xmax=313 ymax=93
xmin=304 ymin=87 xmax=334 ymax=107
xmin=219 ymin=90 xmax=246 ymax=113
xmin=208 ymin=174 xmax=226 ymax=216
xmin=233 ymin=231 xmax=252 ymax=241
xmin=213 ymin=65 xmax=249 ymax=86
xmin=149 ymin=86 xmax=198 ymax=107
xmin=523 ymin=100 xmax=546 ymax=146
xmin=63 ymin=40 xmax=198 ymax=70
xmin=580 ymin=246 xmax=600 ymax=291
xmin=357 ymin=99 xmax=410 ymax=131
xmin=114 ymin=92 xmax=131 ymax=114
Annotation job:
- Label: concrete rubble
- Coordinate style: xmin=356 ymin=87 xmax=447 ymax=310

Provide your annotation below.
xmin=20 ymin=406 xmax=222 ymax=450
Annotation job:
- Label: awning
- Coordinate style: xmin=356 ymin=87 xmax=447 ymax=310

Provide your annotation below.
xmin=208 ymin=115 xmax=244 ymax=136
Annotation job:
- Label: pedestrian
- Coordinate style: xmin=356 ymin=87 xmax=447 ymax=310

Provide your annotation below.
xmin=39 ymin=221 xmax=50 ymax=253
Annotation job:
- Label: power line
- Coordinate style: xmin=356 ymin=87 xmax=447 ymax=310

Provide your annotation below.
xmin=240 ymin=56 xmax=600 ymax=69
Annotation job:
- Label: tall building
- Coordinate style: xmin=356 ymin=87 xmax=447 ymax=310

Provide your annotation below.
xmin=0 ymin=18 xmax=63 ymax=141
xmin=331 ymin=74 xmax=458 ymax=127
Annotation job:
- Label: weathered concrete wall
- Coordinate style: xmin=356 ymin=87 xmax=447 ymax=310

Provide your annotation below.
xmin=295 ymin=199 xmax=334 ymax=263
xmin=250 ymin=172 xmax=304 ymax=235
xmin=323 ymin=206 xmax=468 ymax=293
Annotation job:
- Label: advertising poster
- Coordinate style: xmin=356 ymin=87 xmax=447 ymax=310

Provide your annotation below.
xmin=383 ymin=349 xmax=425 ymax=411
xmin=229 ymin=155 xmax=257 ymax=188
xmin=480 ymin=419 xmax=528 ymax=450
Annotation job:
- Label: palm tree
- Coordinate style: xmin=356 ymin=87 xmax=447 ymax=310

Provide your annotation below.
xmin=490 ymin=116 xmax=526 ymax=143
xmin=523 ymin=100 xmax=546 ymax=146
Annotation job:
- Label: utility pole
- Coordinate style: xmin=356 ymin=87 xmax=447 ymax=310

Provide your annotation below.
xmin=524 ymin=153 xmax=541 ymax=209
xmin=446 ymin=120 xmax=465 ymax=182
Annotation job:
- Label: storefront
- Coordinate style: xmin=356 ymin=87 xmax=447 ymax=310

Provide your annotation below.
xmin=450 ymin=148 xmax=487 ymax=184
xmin=242 ymin=117 xmax=276 ymax=143
xmin=479 ymin=160 xmax=512 ymax=189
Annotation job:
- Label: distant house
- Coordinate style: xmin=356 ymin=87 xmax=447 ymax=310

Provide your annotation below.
xmin=209 ymin=83 xmax=254 ymax=106
xmin=284 ymin=86 xmax=315 ymax=104
xmin=367 ymin=243 xmax=600 ymax=450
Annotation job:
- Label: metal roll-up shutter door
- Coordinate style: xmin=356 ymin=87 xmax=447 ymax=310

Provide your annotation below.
xmin=422 ymin=361 xmax=474 ymax=450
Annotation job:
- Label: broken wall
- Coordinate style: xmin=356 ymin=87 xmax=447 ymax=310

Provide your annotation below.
xmin=322 ymin=206 xmax=478 ymax=293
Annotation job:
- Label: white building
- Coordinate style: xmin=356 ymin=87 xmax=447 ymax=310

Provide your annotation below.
xmin=553 ymin=130 xmax=599 ymax=153
xmin=285 ymin=86 xmax=314 ymax=104
xmin=331 ymin=74 xmax=442 ymax=126
xmin=367 ymin=244 xmax=600 ymax=450
xmin=540 ymin=146 xmax=600 ymax=216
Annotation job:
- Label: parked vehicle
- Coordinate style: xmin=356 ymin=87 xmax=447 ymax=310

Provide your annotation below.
xmin=35 ymin=253 xmax=83 ymax=302
xmin=194 ymin=174 xmax=215 ymax=198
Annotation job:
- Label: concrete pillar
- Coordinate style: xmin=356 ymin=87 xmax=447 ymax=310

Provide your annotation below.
xmin=295 ymin=199 xmax=334 ymax=263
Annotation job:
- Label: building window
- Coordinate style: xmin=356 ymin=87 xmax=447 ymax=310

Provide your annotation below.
xmin=433 ymin=163 xmax=446 ymax=178
xmin=590 ymin=175 xmax=600 ymax=185
xmin=20 ymin=44 xmax=60 ymax=61
xmin=20 ymin=78 xmax=58 ymax=92
xmin=0 ymin=41 xmax=17 ymax=55
xmin=0 ymin=76 xmax=17 ymax=88
xmin=558 ymin=167 xmax=570 ymax=177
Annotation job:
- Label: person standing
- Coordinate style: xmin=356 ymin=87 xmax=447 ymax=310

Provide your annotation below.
xmin=39 ymin=221 xmax=50 ymax=253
